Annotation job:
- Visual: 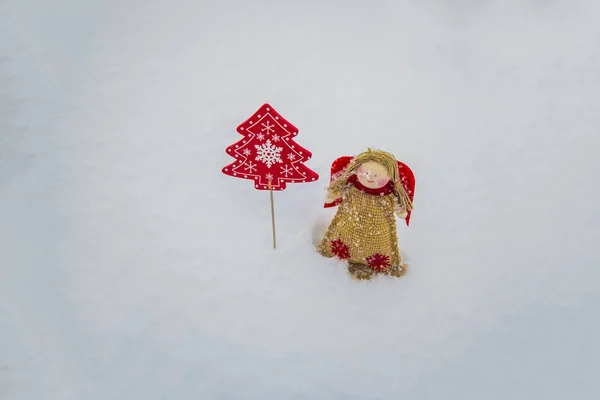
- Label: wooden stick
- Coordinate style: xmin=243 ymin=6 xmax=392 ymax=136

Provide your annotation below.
xmin=268 ymin=179 xmax=276 ymax=249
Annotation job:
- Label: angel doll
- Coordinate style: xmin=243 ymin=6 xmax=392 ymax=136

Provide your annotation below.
xmin=317 ymin=148 xmax=415 ymax=280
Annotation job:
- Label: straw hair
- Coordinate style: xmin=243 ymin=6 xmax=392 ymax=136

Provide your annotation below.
xmin=328 ymin=148 xmax=414 ymax=212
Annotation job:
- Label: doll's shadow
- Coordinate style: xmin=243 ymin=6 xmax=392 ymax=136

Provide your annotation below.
xmin=311 ymin=216 xmax=331 ymax=247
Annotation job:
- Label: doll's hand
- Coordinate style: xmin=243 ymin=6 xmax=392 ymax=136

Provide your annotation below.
xmin=325 ymin=190 xmax=342 ymax=203
xmin=395 ymin=205 xmax=407 ymax=219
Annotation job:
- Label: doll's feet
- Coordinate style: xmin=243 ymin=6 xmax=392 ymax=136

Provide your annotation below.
xmin=386 ymin=263 xmax=407 ymax=278
xmin=348 ymin=263 xmax=375 ymax=280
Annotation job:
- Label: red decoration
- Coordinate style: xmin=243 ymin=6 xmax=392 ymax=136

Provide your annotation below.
xmin=366 ymin=253 xmax=391 ymax=271
xmin=396 ymin=162 xmax=416 ymax=226
xmin=323 ymin=155 xmax=416 ymax=226
xmin=222 ymin=104 xmax=319 ymax=190
xmin=331 ymin=239 xmax=350 ymax=259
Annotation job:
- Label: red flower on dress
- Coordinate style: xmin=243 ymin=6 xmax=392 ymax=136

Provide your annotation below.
xmin=331 ymin=239 xmax=350 ymax=259
xmin=366 ymin=253 xmax=390 ymax=271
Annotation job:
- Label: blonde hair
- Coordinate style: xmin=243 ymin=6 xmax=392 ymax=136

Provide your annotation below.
xmin=328 ymin=148 xmax=414 ymax=212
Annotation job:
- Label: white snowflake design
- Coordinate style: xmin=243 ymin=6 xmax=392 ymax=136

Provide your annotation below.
xmin=266 ymin=173 xmax=273 ymax=182
xmin=261 ymin=121 xmax=275 ymax=134
xmin=244 ymin=161 xmax=257 ymax=173
xmin=280 ymin=165 xmax=293 ymax=177
xmin=287 ymin=153 xmax=296 ymax=161
xmin=272 ymin=134 xmax=280 ymax=142
xmin=257 ymin=133 xmax=265 ymax=141
xmin=242 ymin=148 xmax=251 ymax=156
xmin=255 ymin=139 xmax=283 ymax=168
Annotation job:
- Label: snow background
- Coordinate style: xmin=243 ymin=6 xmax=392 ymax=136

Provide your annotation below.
xmin=1 ymin=0 xmax=599 ymax=398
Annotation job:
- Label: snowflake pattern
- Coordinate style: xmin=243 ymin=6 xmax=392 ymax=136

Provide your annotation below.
xmin=331 ymin=239 xmax=350 ymax=259
xmin=257 ymin=133 xmax=265 ymax=141
xmin=242 ymin=148 xmax=252 ymax=156
xmin=366 ymin=253 xmax=391 ymax=271
xmin=272 ymin=134 xmax=280 ymax=142
xmin=280 ymin=165 xmax=293 ymax=177
xmin=244 ymin=161 xmax=256 ymax=173
xmin=266 ymin=173 xmax=273 ymax=182
xmin=261 ymin=121 xmax=275 ymax=134
xmin=255 ymin=140 xmax=283 ymax=168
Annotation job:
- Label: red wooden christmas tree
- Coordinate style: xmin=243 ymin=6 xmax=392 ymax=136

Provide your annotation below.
xmin=222 ymin=104 xmax=319 ymax=190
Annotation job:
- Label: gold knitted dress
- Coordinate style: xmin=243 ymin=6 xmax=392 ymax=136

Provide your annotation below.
xmin=317 ymin=176 xmax=404 ymax=274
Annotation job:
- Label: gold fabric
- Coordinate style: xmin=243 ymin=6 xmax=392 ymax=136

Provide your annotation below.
xmin=317 ymin=184 xmax=403 ymax=271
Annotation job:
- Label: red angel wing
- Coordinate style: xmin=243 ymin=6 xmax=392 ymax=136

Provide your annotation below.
xmin=323 ymin=156 xmax=354 ymax=208
xmin=397 ymin=161 xmax=416 ymax=226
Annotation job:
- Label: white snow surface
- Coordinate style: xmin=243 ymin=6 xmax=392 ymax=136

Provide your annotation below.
xmin=1 ymin=0 xmax=599 ymax=399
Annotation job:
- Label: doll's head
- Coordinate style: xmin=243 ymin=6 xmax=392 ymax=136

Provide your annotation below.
xmin=356 ymin=160 xmax=391 ymax=189
xmin=329 ymin=148 xmax=413 ymax=211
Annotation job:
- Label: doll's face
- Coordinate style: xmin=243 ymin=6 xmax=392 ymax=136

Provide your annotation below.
xmin=356 ymin=161 xmax=391 ymax=189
